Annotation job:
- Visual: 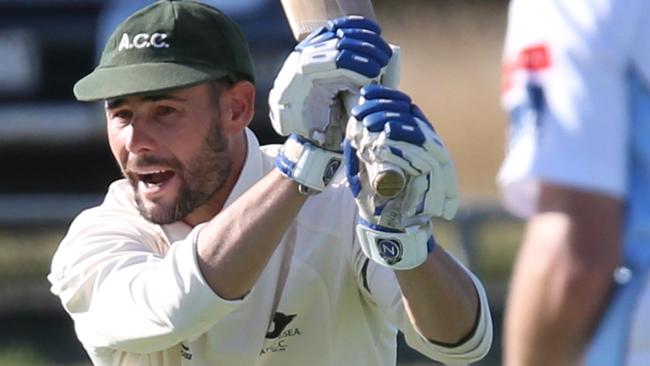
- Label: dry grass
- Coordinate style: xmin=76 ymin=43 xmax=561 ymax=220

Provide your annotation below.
xmin=0 ymin=228 xmax=63 ymax=282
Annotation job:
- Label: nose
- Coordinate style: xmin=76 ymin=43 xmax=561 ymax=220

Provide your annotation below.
xmin=125 ymin=119 xmax=157 ymax=154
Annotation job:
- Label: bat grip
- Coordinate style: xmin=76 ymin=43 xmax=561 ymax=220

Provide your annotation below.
xmin=367 ymin=161 xmax=406 ymax=199
xmin=341 ymin=92 xmax=406 ymax=199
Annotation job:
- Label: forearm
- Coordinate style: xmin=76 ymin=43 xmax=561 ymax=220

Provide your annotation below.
xmin=395 ymin=247 xmax=480 ymax=344
xmin=197 ymin=169 xmax=307 ymax=299
xmin=505 ymin=207 xmax=621 ymax=365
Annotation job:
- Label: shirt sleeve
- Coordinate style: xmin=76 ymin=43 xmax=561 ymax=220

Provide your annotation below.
xmin=48 ymin=207 xmax=245 ymax=353
xmin=352 ymin=236 xmax=492 ymax=364
xmin=498 ymin=0 xmax=649 ymax=217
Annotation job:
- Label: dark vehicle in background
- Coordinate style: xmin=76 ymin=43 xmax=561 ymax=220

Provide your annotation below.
xmin=0 ymin=0 xmax=293 ymax=198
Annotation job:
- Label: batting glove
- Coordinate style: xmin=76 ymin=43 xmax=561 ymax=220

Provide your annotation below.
xmin=271 ymin=16 xmax=397 ymax=194
xmin=275 ymin=133 xmax=342 ymax=194
xmin=269 ymin=15 xmax=396 ymax=147
xmin=344 ymin=84 xmax=459 ymax=269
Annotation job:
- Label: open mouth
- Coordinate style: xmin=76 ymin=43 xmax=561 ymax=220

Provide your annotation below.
xmin=133 ymin=169 xmax=176 ymax=195
xmin=139 ymin=170 xmax=174 ymax=186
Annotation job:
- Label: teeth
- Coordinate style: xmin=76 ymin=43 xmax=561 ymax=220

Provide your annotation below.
xmin=138 ymin=169 xmax=166 ymax=175
xmin=140 ymin=181 xmax=158 ymax=190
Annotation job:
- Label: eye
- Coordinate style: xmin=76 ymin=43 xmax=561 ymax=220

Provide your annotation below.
xmin=156 ymin=105 xmax=177 ymax=117
xmin=109 ymin=109 xmax=133 ymax=124
xmin=115 ymin=110 xmax=133 ymax=119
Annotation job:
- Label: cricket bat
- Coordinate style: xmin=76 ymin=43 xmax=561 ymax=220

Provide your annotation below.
xmin=280 ymin=0 xmax=406 ymax=199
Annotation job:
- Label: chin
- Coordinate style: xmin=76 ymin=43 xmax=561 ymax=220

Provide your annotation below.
xmin=137 ymin=194 xmax=183 ymax=225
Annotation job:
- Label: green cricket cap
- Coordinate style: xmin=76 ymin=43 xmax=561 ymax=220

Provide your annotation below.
xmin=74 ymin=0 xmax=255 ymax=101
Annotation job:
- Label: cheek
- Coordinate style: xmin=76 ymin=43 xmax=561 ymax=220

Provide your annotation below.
xmin=107 ymin=127 xmax=128 ymax=170
xmin=171 ymin=119 xmax=216 ymax=159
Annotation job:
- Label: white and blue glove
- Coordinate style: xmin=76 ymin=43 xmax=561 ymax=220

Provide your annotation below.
xmin=271 ymin=16 xmax=398 ymax=193
xmin=275 ymin=134 xmax=343 ymax=194
xmin=270 ymin=15 xmax=396 ymax=143
xmin=345 ymin=84 xmax=459 ymax=269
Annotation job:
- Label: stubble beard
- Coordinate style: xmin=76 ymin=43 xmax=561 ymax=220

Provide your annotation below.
xmin=129 ymin=122 xmax=232 ymax=225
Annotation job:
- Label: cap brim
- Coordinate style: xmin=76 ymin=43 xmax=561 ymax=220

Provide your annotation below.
xmin=73 ymin=62 xmax=229 ymax=102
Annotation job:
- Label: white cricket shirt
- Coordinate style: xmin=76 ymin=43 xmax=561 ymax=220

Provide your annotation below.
xmin=498 ymin=0 xmax=650 ymax=217
xmin=49 ymin=129 xmax=491 ymax=365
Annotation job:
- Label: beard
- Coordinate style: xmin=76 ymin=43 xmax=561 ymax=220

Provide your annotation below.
xmin=125 ymin=121 xmax=232 ymax=225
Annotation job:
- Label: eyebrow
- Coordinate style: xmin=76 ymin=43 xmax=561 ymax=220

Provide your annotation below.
xmin=105 ymin=94 xmax=187 ymax=109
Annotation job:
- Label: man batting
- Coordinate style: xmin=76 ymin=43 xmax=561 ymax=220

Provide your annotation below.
xmin=48 ymin=1 xmax=492 ymax=365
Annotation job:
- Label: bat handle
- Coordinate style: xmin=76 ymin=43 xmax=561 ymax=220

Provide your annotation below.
xmin=341 ymin=92 xmax=406 ymax=199
xmin=367 ymin=161 xmax=406 ymax=199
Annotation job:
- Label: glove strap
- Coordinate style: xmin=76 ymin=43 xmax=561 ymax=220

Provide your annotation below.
xmin=356 ymin=219 xmax=436 ymax=270
xmin=276 ymin=134 xmax=343 ymax=193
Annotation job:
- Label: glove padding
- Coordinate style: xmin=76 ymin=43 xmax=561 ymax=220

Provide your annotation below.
xmin=269 ymin=15 xmax=394 ymax=149
xmin=276 ymin=134 xmax=343 ymax=194
xmin=345 ymin=85 xmax=459 ymax=269
xmin=356 ymin=220 xmax=437 ymax=269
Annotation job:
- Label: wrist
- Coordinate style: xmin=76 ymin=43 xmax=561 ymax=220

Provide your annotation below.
xmin=275 ymin=134 xmax=343 ymax=194
xmin=356 ymin=220 xmax=437 ymax=270
xmin=270 ymin=169 xmax=312 ymax=201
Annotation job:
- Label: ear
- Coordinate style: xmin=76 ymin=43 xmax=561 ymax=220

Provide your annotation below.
xmin=221 ymin=80 xmax=255 ymax=134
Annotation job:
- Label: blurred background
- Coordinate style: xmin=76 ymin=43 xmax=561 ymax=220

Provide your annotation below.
xmin=0 ymin=0 xmax=519 ymax=365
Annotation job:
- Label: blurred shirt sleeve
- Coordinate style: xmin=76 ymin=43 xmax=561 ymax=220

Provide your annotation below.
xmin=498 ymin=0 xmax=650 ymax=217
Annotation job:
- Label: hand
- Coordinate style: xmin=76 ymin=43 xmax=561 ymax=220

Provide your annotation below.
xmin=269 ymin=15 xmax=395 ymax=150
xmin=344 ymin=84 xmax=459 ymax=269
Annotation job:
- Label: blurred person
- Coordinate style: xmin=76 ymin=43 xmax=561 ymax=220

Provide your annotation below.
xmin=499 ymin=0 xmax=650 ymax=365
xmin=48 ymin=1 xmax=492 ymax=365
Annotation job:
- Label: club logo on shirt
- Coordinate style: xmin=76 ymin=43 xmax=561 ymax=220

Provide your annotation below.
xmin=266 ymin=312 xmax=296 ymax=339
xmin=180 ymin=342 xmax=192 ymax=360
xmin=260 ymin=312 xmax=301 ymax=355
xmin=377 ymin=238 xmax=403 ymax=265
xmin=502 ymin=43 xmax=550 ymax=92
